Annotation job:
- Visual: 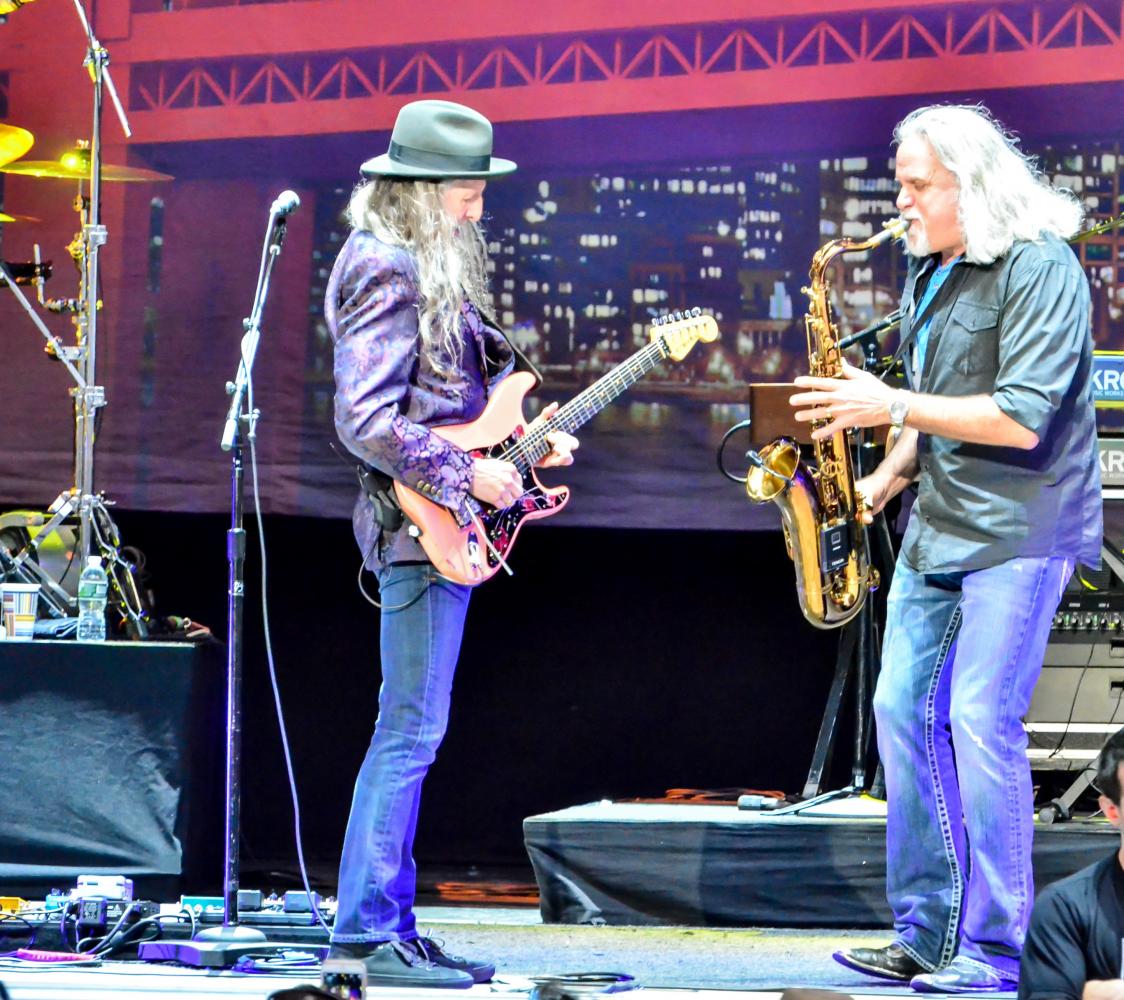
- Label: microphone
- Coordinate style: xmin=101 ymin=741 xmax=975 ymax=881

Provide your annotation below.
xmin=746 ymin=449 xmax=794 ymax=486
xmin=837 ymin=309 xmax=903 ymax=350
xmin=270 ymin=190 xmax=300 ymax=218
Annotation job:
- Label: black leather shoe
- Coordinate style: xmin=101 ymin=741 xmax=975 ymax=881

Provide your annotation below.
xmin=911 ymin=956 xmax=1018 ymax=993
xmin=832 ymin=943 xmax=928 ymax=981
xmin=325 ymin=941 xmax=473 ymax=989
xmin=411 ymin=935 xmax=496 ymax=983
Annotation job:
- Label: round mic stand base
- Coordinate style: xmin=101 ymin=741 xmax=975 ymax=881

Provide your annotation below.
xmin=138 ymin=929 xmax=324 ymax=970
xmin=195 ymin=924 xmax=268 ymax=944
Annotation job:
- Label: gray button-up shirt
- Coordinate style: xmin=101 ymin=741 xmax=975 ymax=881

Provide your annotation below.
xmin=898 ymin=232 xmax=1102 ymax=572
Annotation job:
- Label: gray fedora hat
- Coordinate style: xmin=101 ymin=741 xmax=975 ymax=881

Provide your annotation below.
xmin=361 ymin=99 xmax=517 ymax=179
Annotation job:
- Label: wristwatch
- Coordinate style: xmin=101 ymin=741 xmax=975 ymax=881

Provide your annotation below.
xmin=888 ymin=393 xmax=910 ymax=430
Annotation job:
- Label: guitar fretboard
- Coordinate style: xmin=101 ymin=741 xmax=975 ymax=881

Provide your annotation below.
xmin=504 ymin=337 xmax=668 ymax=471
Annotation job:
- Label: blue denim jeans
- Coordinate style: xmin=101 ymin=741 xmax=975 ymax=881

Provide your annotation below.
xmin=873 ymin=553 xmax=1072 ymax=978
xmin=331 ymin=562 xmax=472 ymax=944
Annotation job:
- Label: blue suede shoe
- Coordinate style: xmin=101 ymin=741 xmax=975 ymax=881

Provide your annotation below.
xmin=911 ymin=956 xmax=1018 ymax=993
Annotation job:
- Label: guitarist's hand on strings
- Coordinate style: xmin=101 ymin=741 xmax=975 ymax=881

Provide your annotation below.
xmin=529 ymin=402 xmax=579 ymax=469
xmin=471 ymin=459 xmax=523 ymax=509
xmin=470 ymin=404 xmax=581 ymax=507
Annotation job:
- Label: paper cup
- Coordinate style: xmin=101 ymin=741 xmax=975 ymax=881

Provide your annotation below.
xmin=1 ymin=582 xmax=39 ymax=640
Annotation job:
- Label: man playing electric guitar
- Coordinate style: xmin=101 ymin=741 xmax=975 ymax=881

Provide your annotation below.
xmin=324 ymin=100 xmax=577 ymax=989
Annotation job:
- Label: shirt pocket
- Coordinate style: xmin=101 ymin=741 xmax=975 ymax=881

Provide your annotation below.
xmin=945 ymin=301 xmax=999 ymax=378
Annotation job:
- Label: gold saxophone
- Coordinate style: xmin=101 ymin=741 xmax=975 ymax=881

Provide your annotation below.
xmin=745 ymin=217 xmax=910 ymax=630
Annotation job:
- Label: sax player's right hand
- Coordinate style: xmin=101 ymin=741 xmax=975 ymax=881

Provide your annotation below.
xmin=854 ymin=474 xmax=890 ymax=525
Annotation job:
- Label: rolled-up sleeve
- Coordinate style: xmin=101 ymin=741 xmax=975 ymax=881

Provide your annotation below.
xmin=332 ymin=250 xmax=475 ymax=512
xmin=992 ymin=257 xmax=1088 ymax=441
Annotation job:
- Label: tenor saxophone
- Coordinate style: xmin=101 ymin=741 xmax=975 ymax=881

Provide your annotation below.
xmin=745 ymin=217 xmax=910 ymax=629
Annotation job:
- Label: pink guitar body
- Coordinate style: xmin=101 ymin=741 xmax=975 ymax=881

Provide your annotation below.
xmin=392 ymin=371 xmax=570 ymax=586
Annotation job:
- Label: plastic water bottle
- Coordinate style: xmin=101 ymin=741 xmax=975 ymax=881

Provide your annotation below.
xmin=76 ymin=555 xmax=109 ymax=642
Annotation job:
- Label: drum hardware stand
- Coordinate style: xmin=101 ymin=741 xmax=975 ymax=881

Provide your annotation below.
xmin=139 ymin=193 xmax=309 ymax=967
xmin=0 ymin=0 xmax=149 ymax=634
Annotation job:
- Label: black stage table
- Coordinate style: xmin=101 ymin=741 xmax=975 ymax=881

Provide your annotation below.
xmin=0 ymin=639 xmax=224 ymax=900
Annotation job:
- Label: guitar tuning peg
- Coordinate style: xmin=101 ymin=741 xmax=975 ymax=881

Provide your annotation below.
xmin=690 ymin=306 xmax=701 ymax=317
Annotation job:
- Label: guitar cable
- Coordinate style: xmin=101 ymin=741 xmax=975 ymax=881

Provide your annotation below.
xmin=355 ymin=539 xmax=431 ymax=613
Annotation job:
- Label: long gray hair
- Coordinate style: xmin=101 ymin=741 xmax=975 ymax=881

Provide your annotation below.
xmin=894 ymin=104 xmax=1084 ymax=264
xmin=347 ymin=178 xmax=491 ymax=376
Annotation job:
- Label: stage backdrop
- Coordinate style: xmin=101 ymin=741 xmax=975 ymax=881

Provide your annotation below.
xmin=1 ymin=1 xmax=1122 ymax=530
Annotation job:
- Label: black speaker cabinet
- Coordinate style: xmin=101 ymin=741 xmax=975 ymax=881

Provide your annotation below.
xmin=1027 ymin=619 xmax=1124 ymax=768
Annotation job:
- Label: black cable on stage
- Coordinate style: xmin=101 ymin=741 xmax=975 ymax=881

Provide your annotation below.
xmin=0 ymin=913 xmax=39 ymax=945
xmin=248 ymin=421 xmax=334 ymax=939
xmin=716 ymin=418 xmax=751 ymax=484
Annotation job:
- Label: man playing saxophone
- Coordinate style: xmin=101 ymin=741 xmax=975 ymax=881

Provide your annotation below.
xmin=790 ymin=104 xmax=1101 ymax=993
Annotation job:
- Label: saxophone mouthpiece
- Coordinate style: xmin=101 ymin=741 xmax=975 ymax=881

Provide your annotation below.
xmin=877 ymin=217 xmax=912 ymax=244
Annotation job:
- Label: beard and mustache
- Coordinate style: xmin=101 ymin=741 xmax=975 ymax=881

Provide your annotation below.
xmin=903 ymin=218 xmax=932 ymax=257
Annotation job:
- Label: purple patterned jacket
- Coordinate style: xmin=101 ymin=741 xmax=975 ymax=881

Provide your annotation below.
xmin=326 ymin=229 xmax=514 ymax=568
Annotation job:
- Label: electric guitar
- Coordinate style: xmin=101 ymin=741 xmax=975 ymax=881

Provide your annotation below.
xmin=394 ymin=309 xmax=720 ymax=585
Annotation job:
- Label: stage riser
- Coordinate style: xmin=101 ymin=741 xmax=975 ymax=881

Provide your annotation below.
xmin=524 ymin=809 xmax=1117 ymax=927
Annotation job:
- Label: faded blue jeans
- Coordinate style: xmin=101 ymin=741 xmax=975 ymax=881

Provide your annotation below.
xmin=874 ymin=553 xmax=1072 ymax=979
xmin=332 ymin=562 xmax=471 ymax=944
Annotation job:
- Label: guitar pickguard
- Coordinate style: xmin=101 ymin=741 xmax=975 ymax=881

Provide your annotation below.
xmin=471 ymin=437 xmax=569 ymax=569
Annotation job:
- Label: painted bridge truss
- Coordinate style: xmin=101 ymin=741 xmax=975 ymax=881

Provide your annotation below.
xmin=112 ymin=0 xmax=1124 ymax=142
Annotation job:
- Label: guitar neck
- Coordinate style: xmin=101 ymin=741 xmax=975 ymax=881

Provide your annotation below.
xmin=510 ymin=338 xmax=667 ymax=470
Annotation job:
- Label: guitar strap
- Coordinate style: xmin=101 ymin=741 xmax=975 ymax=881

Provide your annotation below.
xmin=355 ymin=303 xmax=535 ymax=532
xmin=477 ymin=306 xmax=543 ymax=387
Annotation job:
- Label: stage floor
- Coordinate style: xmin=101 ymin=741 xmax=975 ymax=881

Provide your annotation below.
xmin=0 ymin=918 xmax=1012 ymax=998
xmin=1 ymin=799 xmax=1092 ymax=996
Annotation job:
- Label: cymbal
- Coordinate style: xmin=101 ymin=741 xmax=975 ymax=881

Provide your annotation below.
xmin=0 ymin=124 xmax=34 ymax=170
xmin=1 ymin=150 xmax=173 ymax=183
xmin=0 ymin=211 xmax=40 ymax=223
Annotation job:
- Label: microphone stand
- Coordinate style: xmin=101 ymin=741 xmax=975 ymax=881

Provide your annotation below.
xmin=773 ymin=309 xmax=901 ymax=816
xmin=139 ymin=203 xmax=306 ymax=968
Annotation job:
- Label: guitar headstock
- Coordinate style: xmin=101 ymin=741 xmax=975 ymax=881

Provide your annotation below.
xmin=650 ymin=308 xmax=720 ymax=361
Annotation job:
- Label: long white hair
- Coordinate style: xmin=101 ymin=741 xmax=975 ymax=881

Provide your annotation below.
xmin=894 ymin=104 xmax=1084 ymax=264
xmin=347 ymin=178 xmax=491 ymax=377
